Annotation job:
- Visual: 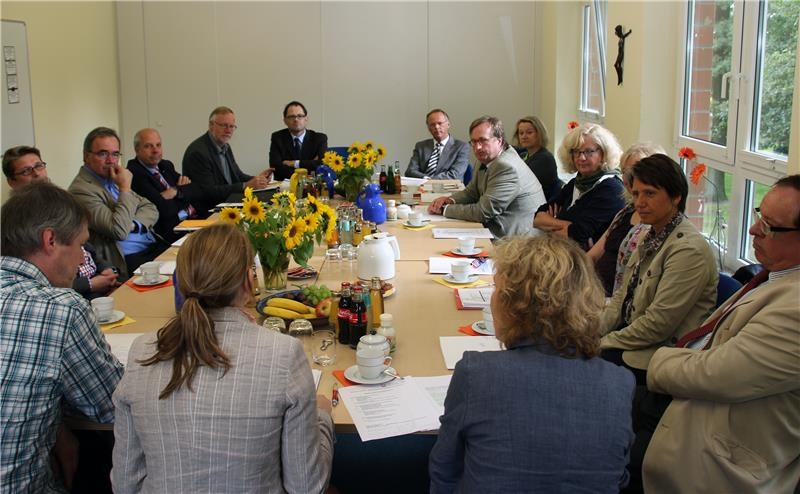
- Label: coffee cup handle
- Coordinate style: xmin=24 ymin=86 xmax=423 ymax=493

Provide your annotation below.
xmin=383 ymin=356 xmax=393 ymax=367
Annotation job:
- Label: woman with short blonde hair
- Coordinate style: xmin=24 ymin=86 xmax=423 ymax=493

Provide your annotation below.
xmin=112 ymin=223 xmax=334 ymax=494
xmin=430 ymin=235 xmax=635 ymax=492
xmin=512 ymin=116 xmax=562 ymax=200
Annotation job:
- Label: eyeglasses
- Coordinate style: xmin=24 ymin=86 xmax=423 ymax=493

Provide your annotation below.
xmin=753 ymin=208 xmax=800 ymax=237
xmin=570 ymin=148 xmax=600 ymax=158
xmin=212 ymin=122 xmax=238 ymax=130
xmin=14 ymin=162 xmax=47 ymax=177
xmin=89 ymin=151 xmax=122 ymax=160
xmin=469 ymin=137 xmax=498 ymax=147
xmin=285 ymin=114 xmax=307 ymax=120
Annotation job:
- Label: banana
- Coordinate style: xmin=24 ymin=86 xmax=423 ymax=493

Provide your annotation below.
xmin=263 ymin=306 xmax=303 ymax=319
xmin=267 ymin=297 xmax=315 ymax=314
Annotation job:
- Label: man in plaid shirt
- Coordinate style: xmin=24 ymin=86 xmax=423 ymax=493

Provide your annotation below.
xmin=1 ymin=182 xmax=123 ymax=493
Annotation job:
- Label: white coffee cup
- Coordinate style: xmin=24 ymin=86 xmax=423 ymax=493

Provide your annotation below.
xmin=91 ymin=296 xmax=115 ymax=322
xmin=408 ymin=211 xmax=423 ymax=226
xmin=450 ymin=260 xmax=471 ymax=282
xmin=458 ymin=236 xmax=476 ymax=253
xmin=396 ymin=204 xmax=412 ymax=220
xmin=356 ymin=351 xmax=393 ymax=379
xmin=140 ymin=262 xmax=161 ymax=284
xmin=482 ymin=307 xmax=495 ymax=335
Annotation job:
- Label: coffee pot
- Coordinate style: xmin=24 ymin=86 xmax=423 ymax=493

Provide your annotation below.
xmin=357 ymin=232 xmax=400 ymax=280
xmin=356 ymin=183 xmax=386 ymax=225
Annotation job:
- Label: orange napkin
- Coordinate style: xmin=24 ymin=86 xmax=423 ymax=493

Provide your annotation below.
xmin=124 ymin=277 xmax=173 ymax=293
xmin=175 ymin=218 xmax=217 ymax=229
xmin=333 ymin=369 xmax=356 ymax=387
xmin=459 ymin=324 xmax=481 ymax=336
xmin=442 ymin=250 xmax=490 ymax=258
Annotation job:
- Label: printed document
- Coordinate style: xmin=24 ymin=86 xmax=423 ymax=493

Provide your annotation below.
xmin=439 ymin=336 xmax=503 ymax=369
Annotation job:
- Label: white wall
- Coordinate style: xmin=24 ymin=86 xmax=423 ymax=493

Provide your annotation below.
xmin=1 ymin=1 xmax=121 ymax=195
xmin=116 ymin=1 xmax=537 ymax=175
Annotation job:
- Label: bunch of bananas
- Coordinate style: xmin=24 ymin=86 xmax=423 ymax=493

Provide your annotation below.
xmin=262 ymin=297 xmax=318 ymax=319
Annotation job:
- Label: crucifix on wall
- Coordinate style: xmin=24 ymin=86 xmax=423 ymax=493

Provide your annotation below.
xmin=614 ymin=25 xmax=632 ymax=85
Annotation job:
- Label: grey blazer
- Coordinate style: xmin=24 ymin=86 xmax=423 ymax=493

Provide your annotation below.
xmin=405 ymin=136 xmax=471 ymax=180
xmin=68 ymin=166 xmax=158 ymax=279
xmin=445 ymin=146 xmax=545 ymax=238
xmin=112 ymin=307 xmax=334 ymax=494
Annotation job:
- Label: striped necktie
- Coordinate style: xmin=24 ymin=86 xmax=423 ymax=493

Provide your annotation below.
xmin=426 ymin=142 xmax=442 ymax=176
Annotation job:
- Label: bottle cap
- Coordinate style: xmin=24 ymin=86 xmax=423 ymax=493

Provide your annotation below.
xmin=380 ymin=313 xmax=393 ymax=325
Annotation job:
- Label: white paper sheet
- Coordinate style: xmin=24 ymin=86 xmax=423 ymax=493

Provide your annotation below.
xmin=312 ymin=369 xmax=321 ymax=390
xmin=439 ymin=336 xmax=503 ymax=369
xmin=171 ymin=235 xmax=189 ymax=247
xmin=339 ymin=378 xmax=445 ymax=441
xmin=432 ymin=228 xmax=494 ymax=239
xmin=455 ymin=287 xmax=495 ymax=308
xmin=428 ymin=257 xmax=494 ymax=275
xmin=410 ymin=375 xmax=452 ymax=429
xmin=104 ymin=333 xmax=145 ymax=366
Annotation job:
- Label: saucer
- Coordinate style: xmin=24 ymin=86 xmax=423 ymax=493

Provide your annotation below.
xmin=99 ymin=310 xmax=125 ymax=325
xmin=344 ymin=365 xmax=397 ymax=385
xmin=451 ymin=247 xmax=482 ymax=256
xmin=443 ymin=274 xmax=479 ymax=284
xmin=132 ymin=274 xmax=169 ymax=286
xmin=471 ymin=321 xmax=495 ymax=336
xmin=403 ymin=221 xmax=426 ymax=229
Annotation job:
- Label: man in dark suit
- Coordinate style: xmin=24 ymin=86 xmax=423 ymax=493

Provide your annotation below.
xmin=182 ymin=106 xmax=272 ymax=207
xmin=128 ymin=128 xmax=206 ymax=243
xmin=268 ymin=101 xmax=328 ymax=181
xmin=405 ymin=108 xmax=471 ymax=180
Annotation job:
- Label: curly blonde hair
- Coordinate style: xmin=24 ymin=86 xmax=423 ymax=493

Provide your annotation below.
xmin=557 ymin=123 xmax=622 ymax=174
xmin=492 ymin=235 xmax=604 ymax=357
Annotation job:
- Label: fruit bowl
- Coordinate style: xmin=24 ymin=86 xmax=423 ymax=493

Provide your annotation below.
xmin=256 ymin=290 xmax=331 ymax=329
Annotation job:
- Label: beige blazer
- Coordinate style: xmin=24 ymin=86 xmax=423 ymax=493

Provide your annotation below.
xmin=643 ymin=270 xmax=800 ymax=493
xmin=600 ymin=220 xmax=718 ymax=369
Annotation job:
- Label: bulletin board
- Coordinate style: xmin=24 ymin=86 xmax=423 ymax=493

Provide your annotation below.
xmin=1 ymin=20 xmax=35 ymax=151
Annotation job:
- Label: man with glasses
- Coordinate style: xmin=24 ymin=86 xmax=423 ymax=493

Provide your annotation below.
xmin=428 ymin=116 xmax=545 ymax=238
xmin=642 ymin=174 xmax=800 ymax=493
xmin=404 ymin=108 xmax=470 ymax=180
xmin=183 ymin=106 xmax=272 ymax=207
xmin=3 ymin=145 xmax=49 ymax=188
xmin=69 ymin=127 xmax=165 ymax=279
xmin=268 ymin=101 xmax=328 ymax=181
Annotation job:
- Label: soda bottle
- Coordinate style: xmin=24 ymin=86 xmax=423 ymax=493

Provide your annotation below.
xmin=337 ymin=282 xmax=352 ymax=345
xmin=386 ymin=162 xmax=396 ymax=194
xmin=393 ymin=161 xmax=402 ymax=195
xmin=348 ymin=286 xmax=368 ymax=349
xmin=379 ymin=164 xmax=387 ymax=192
xmin=370 ymin=277 xmax=384 ymax=330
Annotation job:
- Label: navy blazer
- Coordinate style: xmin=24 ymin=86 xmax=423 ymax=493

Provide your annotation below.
xmin=429 ymin=341 xmax=635 ymax=493
xmin=127 ymin=158 xmax=205 ymax=243
xmin=182 ymin=132 xmax=253 ymax=206
xmin=268 ymin=128 xmax=328 ymax=181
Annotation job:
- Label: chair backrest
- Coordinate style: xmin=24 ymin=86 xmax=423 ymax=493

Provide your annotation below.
xmin=716 ymin=273 xmax=743 ymax=308
xmin=545 ymin=179 xmax=564 ymax=202
xmin=463 ymin=163 xmax=473 ymax=185
xmin=732 ymin=263 xmax=764 ymax=285
xmin=328 ymin=146 xmax=349 ymax=159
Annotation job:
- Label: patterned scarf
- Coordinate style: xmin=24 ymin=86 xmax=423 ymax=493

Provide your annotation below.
xmin=621 ymin=212 xmax=684 ymax=324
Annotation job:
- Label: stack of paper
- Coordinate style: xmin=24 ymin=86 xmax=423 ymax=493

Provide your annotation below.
xmin=454 ymin=287 xmax=495 ymax=309
xmin=432 ymin=228 xmax=494 ymax=239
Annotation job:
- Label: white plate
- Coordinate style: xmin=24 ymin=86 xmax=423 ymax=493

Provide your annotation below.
xmin=132 ymin=274 xmax=170 ymax=286
xmin=451 ymin=247 xmax=482 ymax=256
xmin=99 ymin=310 xmax=126 ymax=325
xmin=471 ymin=321 xmax=495 ymax=336
xmin=344 ymin=365 xmax=397 ymax=385
xmin=443 ymin=274 xmax=480 ymax=284
xmin=403 ymin=222 xmax=427 ymax=229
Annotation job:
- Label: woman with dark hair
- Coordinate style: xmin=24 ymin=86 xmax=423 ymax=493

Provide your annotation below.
xmin=600 ymin=154 xmax=718 ymax=381
xmin=512 ymin=116 xmax=562 ymax=200
xmin=111 ymin=223 xmax=333 ymax=493
xmin=533 ymin=123 xmax=626 ymax=250
xmin=429 ymin=235 xmax=635 ymax=493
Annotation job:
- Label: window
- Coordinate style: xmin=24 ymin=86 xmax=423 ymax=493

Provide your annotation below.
xmin=579 ymin=1 xmax=607 ymax=118
xmin=678 ymin=0 xmax=797 ymax=266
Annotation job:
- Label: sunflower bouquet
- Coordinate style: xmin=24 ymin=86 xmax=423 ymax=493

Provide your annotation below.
xmin=322 ymin=140 xmax=387 ymax=201
xmin=220 ymin=187 xmax=336 ymax=290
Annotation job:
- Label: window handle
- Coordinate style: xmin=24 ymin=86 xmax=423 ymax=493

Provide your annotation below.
xmin=721 ymin=72 xmax=731 ymax=99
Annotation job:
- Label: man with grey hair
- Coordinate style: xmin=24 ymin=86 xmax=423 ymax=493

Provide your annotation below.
xmin=428 ymin=116 xmax=545 ymax=238
xmin=1 ymin=182 xmax=123 ymax=493
xmin=68 ymin=127 xmax=164 ymax=279
xmin=183 ymin=106 xmax=272 ymax=207
xmin=405 ymin=109 xmax=471 ymax=180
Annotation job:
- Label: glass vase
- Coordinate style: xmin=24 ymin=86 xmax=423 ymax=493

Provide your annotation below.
xmin=261 ymin=253 xmax=290 ymax=291
xmin=341 ymin=177 xmax=363 ymax=203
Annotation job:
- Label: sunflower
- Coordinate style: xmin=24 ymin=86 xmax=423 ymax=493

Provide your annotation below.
xmin=361 ymin=140 xmax=375 ymax=152
xmin=242 ymin=196 xmax=266 ymax=223
xmin=376 ymin=145 xmax=387 ymax=160
xmin=302 ymin=213 xmax=319 ymax=232
xmin=363 ymin=150 xmax=377 ymax=167
xmin=271 ymin=191 xmax=297 ymax=216
xmin=220 ymin=207 xmax=241 ymax=225
xmin=347 ymin=141 xmax=361 ymax=154
xmin=348 ymin=153 xmax=362 ymax=168
xmin=319 ymin=206 xmax=337 ymax=241
xmin=305 ymin=194 xmax=320 ymax=215
xmin=243 ymin=186 xmax=254 ymax=201
xmin=283 ymin=218 xmax=306 ymax=250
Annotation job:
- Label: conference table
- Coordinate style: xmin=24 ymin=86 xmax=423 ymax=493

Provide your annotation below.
xmin=106 ymin=202 xmax=496 ymax=433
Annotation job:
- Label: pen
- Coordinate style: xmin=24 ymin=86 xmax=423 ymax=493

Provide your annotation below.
xmin=331 ymin=383 xmax=339 ymax=407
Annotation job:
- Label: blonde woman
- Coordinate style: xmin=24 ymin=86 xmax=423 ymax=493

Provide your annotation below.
xmin=512 ymin=116 xmax=562 ymax=199
xmin=429 ymin=236 xmax=634 ymax=492
xmin=588 ymin=142 xmax=666 ymax=296
xmin=533 ymin=123 xmax=626 ymax=250
xmin=112 ymin=223 xmax=333 ymax=493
